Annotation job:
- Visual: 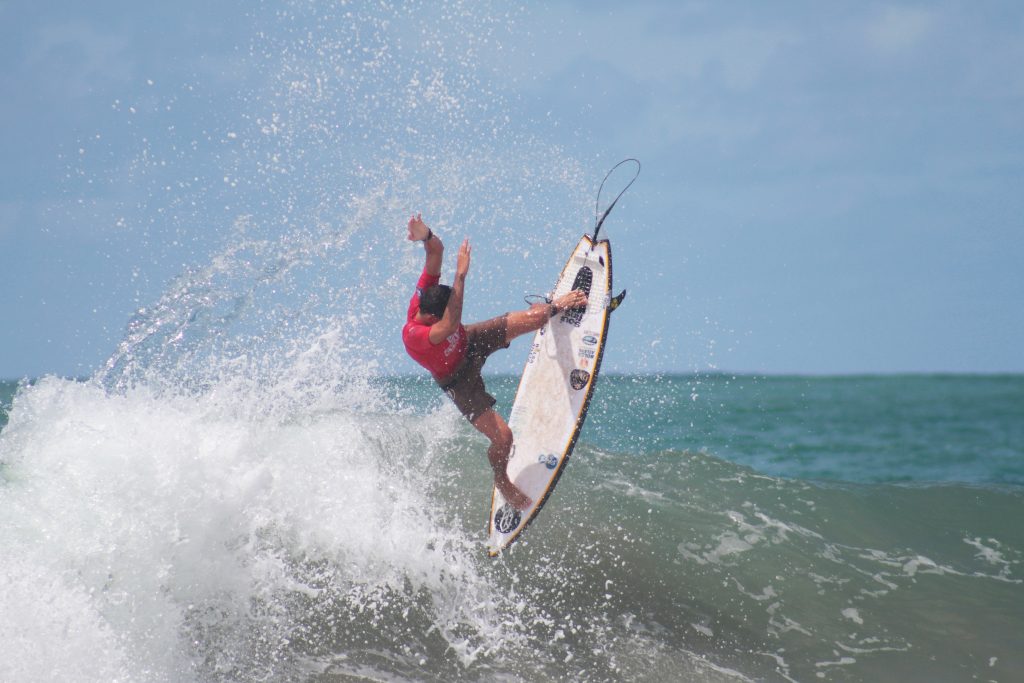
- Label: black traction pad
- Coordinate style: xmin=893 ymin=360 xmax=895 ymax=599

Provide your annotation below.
xmin=560 ymin=266 xmax=592 ymax=327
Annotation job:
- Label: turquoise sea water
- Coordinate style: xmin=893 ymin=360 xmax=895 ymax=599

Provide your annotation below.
xmin=500 ymin=373 xmax=1024 ymax=485
xmin=2 ymin=373 xmax=1022 ymax=681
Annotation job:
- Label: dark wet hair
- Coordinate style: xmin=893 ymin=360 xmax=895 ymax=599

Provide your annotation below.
xmin=420 ymin=284 xmax=451 ymax=318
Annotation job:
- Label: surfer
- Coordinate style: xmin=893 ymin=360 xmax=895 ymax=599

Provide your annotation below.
xmin=402 ymin=213 xmax=587 ymax=511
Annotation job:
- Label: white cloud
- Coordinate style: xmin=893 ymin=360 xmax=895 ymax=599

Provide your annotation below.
xmin=865 ymin=5 xmax=936 ymax=53
xmin=504 ymin=3 xmax=797 ymax=93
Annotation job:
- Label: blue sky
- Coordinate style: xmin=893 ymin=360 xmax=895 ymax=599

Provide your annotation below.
xmin=2 ymin=1 xmax=1022 ymax=378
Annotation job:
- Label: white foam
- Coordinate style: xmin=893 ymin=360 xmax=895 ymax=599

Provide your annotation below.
xmin=841 ymin=607 xmax=863 ymax=625
xmin=691 ymin=622 xmax=714 ymax=637
xmin=0 ymin=558 xmax=134 ymax=683
xmin=0 ymin=376 xmax=503 ymax=680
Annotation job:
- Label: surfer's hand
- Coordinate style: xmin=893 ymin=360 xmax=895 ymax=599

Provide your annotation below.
xmin=456 ymin=239 xmax=471 ymax=279
xmin=407 ymin=213 xmax=429 ymax=241
xmin=553 ymin=290 xmax=587 ymax=312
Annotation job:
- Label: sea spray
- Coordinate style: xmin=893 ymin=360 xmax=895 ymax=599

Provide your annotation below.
xmin=0 ymin=373 xmax=528 ymax=681
xmin=3 ymin=3 xmax=600 ymax=679
xmin=76 ymin=0 xmax=594 ymax=400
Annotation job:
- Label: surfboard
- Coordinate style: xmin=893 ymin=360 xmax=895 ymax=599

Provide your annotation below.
xmin=486 ymin=233 xmax=620 ymax=556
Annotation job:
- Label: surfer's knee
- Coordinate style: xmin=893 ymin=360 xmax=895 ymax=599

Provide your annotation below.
xmin=480 ymin=417 xmax=513 ymax=456
xmin=472 ymin=409 xmax=513 ymax=451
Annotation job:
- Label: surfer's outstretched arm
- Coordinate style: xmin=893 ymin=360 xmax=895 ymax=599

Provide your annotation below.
xmin=428 ymin=238 xmax=470 ymax=345
xmin=407 ymin=213 xmax=443 ymax=276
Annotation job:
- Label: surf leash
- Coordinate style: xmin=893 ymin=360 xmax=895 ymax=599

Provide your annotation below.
xmin=524 ymin=159 xmax=640 ymax=308
xmin=593 ymin=158 xmax=641 ymax=243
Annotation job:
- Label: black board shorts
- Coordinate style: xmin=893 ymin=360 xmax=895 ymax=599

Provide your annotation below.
xmin=438 ymin=314 xmax=510 ymax=423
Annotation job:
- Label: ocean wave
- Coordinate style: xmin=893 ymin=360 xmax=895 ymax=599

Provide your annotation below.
xmin=0 ymin=377 xmax=520 ymax=681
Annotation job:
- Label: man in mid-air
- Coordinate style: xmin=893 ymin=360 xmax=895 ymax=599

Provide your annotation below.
xmin=402 ymin=214 xmax=587 ymax=510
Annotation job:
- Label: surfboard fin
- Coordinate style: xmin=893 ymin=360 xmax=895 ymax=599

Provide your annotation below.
xmin=609 ymin=289 xmax=627 ymax=312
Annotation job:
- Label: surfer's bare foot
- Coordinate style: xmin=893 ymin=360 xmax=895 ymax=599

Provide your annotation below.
xmin=498 ymin=478 xmax=533 ymax=511
xmin=554 ymin=290 xmax=587 ymax=311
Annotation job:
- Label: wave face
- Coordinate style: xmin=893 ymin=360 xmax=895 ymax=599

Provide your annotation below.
xmin=3 ymin=375 xmax=1023 ymax=682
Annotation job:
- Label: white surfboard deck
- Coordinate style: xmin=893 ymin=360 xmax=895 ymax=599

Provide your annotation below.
xmin=487 ymin=234 xmax=614 ymax=556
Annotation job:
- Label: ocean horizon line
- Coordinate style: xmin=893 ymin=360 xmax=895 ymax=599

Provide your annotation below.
xmin=4 ymin=370 xmax=1024 ymax=384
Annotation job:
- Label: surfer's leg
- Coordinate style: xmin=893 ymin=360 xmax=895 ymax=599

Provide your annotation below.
xmin=504 ymin=304 xmax=551 ymax=340
xmin=505 ymin=291 xmax=589 ymax=341
xmin=471 ymin=408 xmax=532 ymax=511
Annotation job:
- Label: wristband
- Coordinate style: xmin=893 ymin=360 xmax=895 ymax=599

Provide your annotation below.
xmin=423 ymin=228 xmax=433 ymax=242
xmin=549 ymin=303 xmax=559 ymax=318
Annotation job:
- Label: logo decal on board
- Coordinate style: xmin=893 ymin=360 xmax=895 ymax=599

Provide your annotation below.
xmin=569 ymin=369 xmax=590 ymax=390
xmin=538 ymin=453 xmax=558 ymax=470
xmin=582 ymin=335 xmax=598 ymax=346
xmin=527 ymin=342 xmax=540 ymax=365
xmin=494 ymin=504 xmax=522 ymax=533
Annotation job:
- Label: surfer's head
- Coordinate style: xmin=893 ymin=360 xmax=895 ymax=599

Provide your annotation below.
xmin=419 ymin=284 xmax=451 ymax=320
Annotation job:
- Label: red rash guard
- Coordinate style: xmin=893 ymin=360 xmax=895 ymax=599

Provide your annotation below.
xmin=402 ymin=268 xmax=467 ymax=382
